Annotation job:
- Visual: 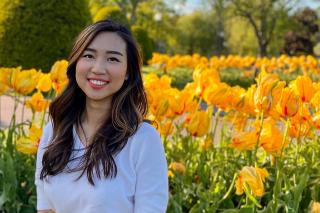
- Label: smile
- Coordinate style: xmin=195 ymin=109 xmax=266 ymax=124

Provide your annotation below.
xmin=88 ymin=79 xmax=109 ymax=86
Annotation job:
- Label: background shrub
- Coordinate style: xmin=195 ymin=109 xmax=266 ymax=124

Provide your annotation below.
xmin=0 ymin=0 xmax=91 ymax=72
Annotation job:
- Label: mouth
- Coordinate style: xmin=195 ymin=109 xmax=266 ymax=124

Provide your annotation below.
xmin=88 ymin=79 xmax=110 ymax=86
xmin=88 ymin=79 xmax=109 ymax=89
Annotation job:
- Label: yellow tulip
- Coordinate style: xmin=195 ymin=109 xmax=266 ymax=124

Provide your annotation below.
xmin=50 ymin=60 xmax=68 ymax=94
xmin=10 ymin=68 xmax=41 ymax=95
xmin=186 ymin=107 xmax=212 ymax=137
xmin=290 ymin=75 xmax=314 ymax=102
xmin=168 ymin=170 xmax=174 ymax=178
xmin=25 ymin=91 xmax=49 ymax=112
xmin=0 ymin=67 xmax=13 ymax=87
xmin=235 ymin=166 xmax=269 ymax=197
xmin=276 ymin=87 xmax=299 ymax=118
xmin=37 ymin=73 xmax=52 ymax=92
xmin=0 ymin=83 xmax=9 ymax=95
xmin=311 ymin=201 xmax=320 ymax=213
xmin=16 ymin=125 xmax=42 ymax=155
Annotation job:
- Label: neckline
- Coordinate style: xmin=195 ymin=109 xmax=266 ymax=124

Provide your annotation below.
xmin=73 ymin=125 xmax=86 ymax=149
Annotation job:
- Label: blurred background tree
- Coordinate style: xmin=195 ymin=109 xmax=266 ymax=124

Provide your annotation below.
xmin=0 ymin=0 xmax=319 ymax=70
xmin=282 ymin=7 xmax=319 ymax=55
xmin=229 ymin=0 xmax=298 ymax=56
xmin=0 ymin=0 xmax=91 ymax=72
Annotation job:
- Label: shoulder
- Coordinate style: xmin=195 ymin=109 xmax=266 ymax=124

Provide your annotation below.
xmin=39 ymin=120 xmax=54 ymax=148
xmin=128 ymin=121 xmax=162 ymax=150
xmin=131 ymin=121 xmax=161 ymax=143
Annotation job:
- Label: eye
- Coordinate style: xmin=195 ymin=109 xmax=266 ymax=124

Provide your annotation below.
xmin=107 ymin=57 xmax=120 ymax=62
xmin=82 ymin=54 xmax=93 ymax=59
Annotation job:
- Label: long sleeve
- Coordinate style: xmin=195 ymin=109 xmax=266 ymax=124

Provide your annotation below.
xmin=35 ymin=121 xmax=53 ymax=210
xmin=133 ymin=124 xmax=169 ymax=213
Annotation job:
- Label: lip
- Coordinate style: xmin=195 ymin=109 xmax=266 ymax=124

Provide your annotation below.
xmin=87 ymin=78 xmax=110 ymax=89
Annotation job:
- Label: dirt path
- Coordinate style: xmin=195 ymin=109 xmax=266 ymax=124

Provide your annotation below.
xmin=0 ymin=95 xmax=34 ymax=128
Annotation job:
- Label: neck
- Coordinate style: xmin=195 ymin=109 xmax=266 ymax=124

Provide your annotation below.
xmin=82 ymin=99 xmax=111 ymax=129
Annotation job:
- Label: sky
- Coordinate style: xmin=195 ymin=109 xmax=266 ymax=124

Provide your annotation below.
xmin=181 ymin=0 xmax=320 ymax=14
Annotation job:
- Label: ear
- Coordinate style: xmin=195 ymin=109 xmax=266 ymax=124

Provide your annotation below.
xmin=125 ymin=73 xmax=128 ymax=80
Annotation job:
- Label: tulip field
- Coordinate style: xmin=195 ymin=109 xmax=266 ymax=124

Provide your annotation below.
xmin=1 ymin=53 xmax=320 ymax=212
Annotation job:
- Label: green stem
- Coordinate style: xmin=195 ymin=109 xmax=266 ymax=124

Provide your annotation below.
xmin=212 ymin=109 xmax=220 ymax=145
xmin=272 ymin=118 xmax=290 ymax=212
xmin=253 ymin=111 xmax=264 ymax=166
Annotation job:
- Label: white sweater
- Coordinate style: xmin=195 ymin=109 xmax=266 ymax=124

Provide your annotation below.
xmin=35 ymin=121 xmax=169 ymax=213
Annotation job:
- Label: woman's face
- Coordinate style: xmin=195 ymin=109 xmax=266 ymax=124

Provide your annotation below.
xmin=75 ymin=32 xmax=128 ymax=106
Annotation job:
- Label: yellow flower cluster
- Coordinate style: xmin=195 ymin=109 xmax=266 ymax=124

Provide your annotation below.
xmin=0 ymin=60 xmax=68 ymax=155
xmin=0 ymin=60 xmax=68 ymax=96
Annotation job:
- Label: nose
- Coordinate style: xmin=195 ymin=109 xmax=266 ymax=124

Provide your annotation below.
xmin=91 ymin=59 xmax=107 ymax=74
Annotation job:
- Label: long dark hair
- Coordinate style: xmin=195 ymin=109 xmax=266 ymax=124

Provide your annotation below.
xmin=40 ymin=19 xmax=148 ymax=185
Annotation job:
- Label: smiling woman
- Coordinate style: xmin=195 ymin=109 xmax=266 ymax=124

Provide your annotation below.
xmin=35 ymin=20 xmax=169 ymax=213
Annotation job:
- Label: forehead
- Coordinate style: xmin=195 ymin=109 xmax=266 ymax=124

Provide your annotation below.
xmin=87 ymin=32 xmax=127 ymax=53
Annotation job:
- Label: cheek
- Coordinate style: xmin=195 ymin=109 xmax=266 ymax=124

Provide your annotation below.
xmin=75 ymin=62 xmax=88 ymax=85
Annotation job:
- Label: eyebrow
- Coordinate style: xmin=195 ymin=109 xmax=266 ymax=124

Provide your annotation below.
xmin=85 ymin=48 xmax=124 ymax=56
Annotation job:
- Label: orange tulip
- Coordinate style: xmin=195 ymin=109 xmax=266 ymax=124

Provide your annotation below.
xmin=158 ymin=120 xmax=174 ymax=136
xmin=229 ymin=130 xmax=259 ymax=151
xmin=290 ymin=75 xmax=314 ymax=102
xmin=311 ymin=201 xmax=320 ymax=213
xmin=193 ymin=67 xmax=220 ymax=97
xmin=235 ymin=166 xmax=269 ymax=197
xmin=288 ymin=117 xmax=313 ymax=139
xmin=276 ymin=87 xmax=299 ymax=118
xmin=169 ymin=162 xmax=186 ymax=175
xmin=186 ymin=107 xmax=212 ymax=137
xmin=260 ymin=118 xmax=287 ymax=155
xmin=202 ymin=82 xmax=231 ymax=110
xmin=254 ymin=72 xmax=284 ymax=113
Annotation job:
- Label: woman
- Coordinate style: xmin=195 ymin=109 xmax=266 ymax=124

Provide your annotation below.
xmin=35 ymin=19 xmax=168 ymax=213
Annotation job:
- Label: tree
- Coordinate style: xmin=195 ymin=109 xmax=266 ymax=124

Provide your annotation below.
xmin=230 ymin=0 xmax=297 ymax=56
xmin=0 ymin=0 xmax=91 ymax=71
xmin=175 ymin=11 xmax=217 ymax=56
xmin=282 ymin=7 xmax=319 ymax=55
xmin=209 ymin=0 xmax=229 ymax=55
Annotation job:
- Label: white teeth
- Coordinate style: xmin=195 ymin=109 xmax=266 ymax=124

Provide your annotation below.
xmin=89 ymin=79 xmax=108 ymax=86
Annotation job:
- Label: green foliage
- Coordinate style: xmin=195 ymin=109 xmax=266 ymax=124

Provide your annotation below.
xmin=93 ymin=5 xmax=129 ymax=27
xmin=143 ymin=66 xmax=193 ymax=90
xmin=0 ymin=120 xmax=36 ymax=212
xmin=175 ymin=12 xmax=218 ymax=56
xmin=0 ymin=0 xmax=91 ymax=72
xmin=131 ymin=25 xmax=155 ymax=64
